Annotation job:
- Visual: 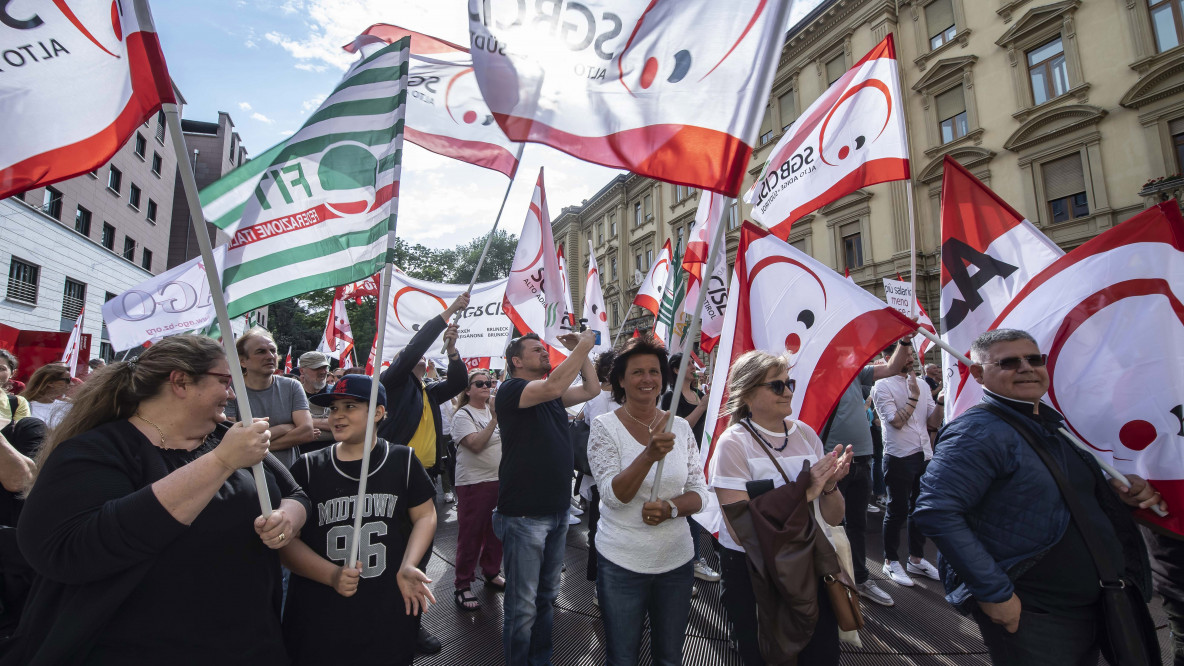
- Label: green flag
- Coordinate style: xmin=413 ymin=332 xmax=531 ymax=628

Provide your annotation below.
xmin=656 ymin=245 xmax=685 ymax=348
xmin=200 ymin=38 xmax=410 ymax=316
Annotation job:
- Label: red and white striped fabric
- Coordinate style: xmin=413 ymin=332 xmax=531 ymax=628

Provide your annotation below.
xmin=468 ymin=0 xmax=793 ymax=196
xmin=1 ymin=0 xmax=176 ymax=198
xmin=583 ymin=240 xmax=613 ymax=355
xmin=682 ymin=192 xmax=731 ymax=352
xmin=317 ymin=294 xmax=355 ymax=362
xmin=633 ymin=240 xmax=673 ymax=317
xmin=557 ymin=243 xmax=576 ymax=327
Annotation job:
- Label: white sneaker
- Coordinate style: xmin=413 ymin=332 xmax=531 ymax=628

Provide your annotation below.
xmin=443 ymin=492 xmax=455 ymax=503
xmin=693 ymin=559 xmax=721 ymax=582
xmin=569 ymin=505 xmax=584 ymax=517
xmin=866 ymin=503 xmax=882 ymax=514
xmin=857 ymin=581 xmax=895 ymax=607
xmin=906 ymin=558 xmax=941 ymax=581
xmin=568 ymin=513 xmax=581 ymax=525
xmin=882 ymin=560 xmax=915 ymax=587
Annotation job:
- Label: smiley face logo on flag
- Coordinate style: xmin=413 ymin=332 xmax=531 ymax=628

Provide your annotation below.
xmin=818 ymin=79 xmax=894 ymax=166
xmin=444 ymin=67 xmax=495 ymax=127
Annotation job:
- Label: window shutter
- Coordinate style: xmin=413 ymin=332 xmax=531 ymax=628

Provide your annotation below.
xmin=925 ymin=0 xmax=955 ymax=38
xmin=1043 ymin=154 xmax=1087 ymax=201
xmin=935 ymin=86 xmax=966 ymax=121
xmin=1169 ymin=117 xmax=1184 ymax=137
xmin=826 ymin=55 xmax=846 ymax=84
xmin=779 ymin=91 xmax=796 ymax=126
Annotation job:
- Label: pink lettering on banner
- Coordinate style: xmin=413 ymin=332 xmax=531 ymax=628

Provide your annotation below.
xmin=228 ymin=204 xmax=340 ymax=250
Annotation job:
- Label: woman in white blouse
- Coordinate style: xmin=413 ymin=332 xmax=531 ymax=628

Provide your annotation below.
xmin=588 ymin=336 xmax=708 ymax=666
xmin=709 ymin=350 xmax=853 ymax=665
xmin=23 ymin=363 xmax=73 ymax=429
xmin=449 ymin=370 xmax=504 ymax=611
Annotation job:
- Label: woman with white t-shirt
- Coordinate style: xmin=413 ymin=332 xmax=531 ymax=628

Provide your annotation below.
xmin=449 ymin=370 xmax=504 ymax=611
xmin=709 ymin=350 xmax=853 ymax=666
xmin=588 ymin=336 xmax=708 ymax=666
xmin=23 ymin=364 xmax=73 ymax=430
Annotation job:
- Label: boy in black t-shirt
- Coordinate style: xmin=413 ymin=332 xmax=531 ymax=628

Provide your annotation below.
xmin=280 ymin=375 xmax=437 ymax=666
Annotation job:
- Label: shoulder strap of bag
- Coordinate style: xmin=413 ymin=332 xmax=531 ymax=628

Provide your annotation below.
xmin=976 ymin=402 xmax=1123 ymax=585
xmin=738 ymin=420 xmax=793 ymax=486
xmin=7 ymin=395 xmax=17 ymax=417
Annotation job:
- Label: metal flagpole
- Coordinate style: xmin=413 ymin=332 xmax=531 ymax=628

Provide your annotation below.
xmin=612 ymin=304 xmax=636 ymax=346
xmin=163 ymin=104 xmax=272 ymax=514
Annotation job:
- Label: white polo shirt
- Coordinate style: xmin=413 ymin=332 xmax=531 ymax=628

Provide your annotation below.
xmin=871 ymin=374 xmax=935 ymax=460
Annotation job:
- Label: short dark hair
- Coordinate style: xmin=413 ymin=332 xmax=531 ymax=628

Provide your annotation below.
xmin=341 ymin=367 xmax=369 ymax=376
xmin=608 ymin=335 xmax=669 ymax=404
xmin=505 ymin=333 xmax=541 ymax=377
xmin=594 ymin=350 xmax=617 ymax=384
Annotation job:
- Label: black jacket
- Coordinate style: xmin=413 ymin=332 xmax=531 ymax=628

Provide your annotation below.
xmin=377 ymin=315 xmax=467 ymax=465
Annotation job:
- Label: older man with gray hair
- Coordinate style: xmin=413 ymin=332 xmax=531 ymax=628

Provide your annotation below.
xmin=915 ymin=328 xmax=1165 ymax=665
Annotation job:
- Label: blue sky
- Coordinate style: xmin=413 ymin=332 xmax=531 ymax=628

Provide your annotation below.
xmin=150 ymin=0 xmax=824 ymax=250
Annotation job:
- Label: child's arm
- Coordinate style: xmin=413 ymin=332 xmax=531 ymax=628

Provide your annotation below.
xmin=397 ymin=498 xmax=438 ymax=616
xmin=279 ymin=538 xmax=361 ymax=598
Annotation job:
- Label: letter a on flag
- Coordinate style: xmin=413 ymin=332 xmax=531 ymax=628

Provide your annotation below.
xmin=745 ymin=35 xmax=910 ymax=237
xmin=468 ymin=0 xmax=794 ymax=196
xmin=1 ymin=0 xmax=176 ymax=198
xmin=988 ymin=202 xmax=1184 ymax=536
xmin=503 ymin=169 xmax=572 ymax=364
xmin=939 ymin=156 xmax=1063 ymax=420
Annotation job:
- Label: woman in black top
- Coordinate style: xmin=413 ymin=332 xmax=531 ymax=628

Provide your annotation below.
xmin=5 ymin=335 xmax=310 ymax=665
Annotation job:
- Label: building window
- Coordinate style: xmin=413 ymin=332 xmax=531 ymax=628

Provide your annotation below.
xmin=675 ymin=226 xmax=685 ymax=253
xmin=151 ymin=152 xmax=162 ymax=176
xmin=825 ymin=53 xmax=846 ymax=85
xmin=634 ymin=202 xmax=642 ymax=227
xmin=926 ymin=0 xmax=957 ymax=50
xmin=101 ymin=223 xmax=116 ymax=250
xmin=760 ymin=130 xmax=775 ymax=146
xmin=1043 ymin=154 xmax=1090 ymax=223
xmin=1172 ymin=118 xmax=1184 ymax=171
xmin=587 ymin=230 xmax=593 ymax=249
xmin=141 ymin=249 xmax=153 ymax=271
xmin=611 ymin=257 xmax=618 ymax=280
xmin=99 ymin=341 xmax=114 ymax=363
xmin=1150 ymin=0 xmax=1184 ymax=53
xmin=598 ymin=223 xmax=604 ymax=244
xmin=841 ymin=222 xmax=864 ymax=270
xmin=937 ymin=86 xmax=969 ymax=143
xmin=726 ymin=201 xmax=740 ymax=230
xmin=42 ymin=186 xmax=63 ymax=219
xmin=123 ymin=237 xmax=136 ymax=261
xmin=6 ymin=258 xmax=40 ymax=304
xmin=609 ymin=214 xmax=616 ymax=236
xmin=1028 ymin=37 xmax=1069 ymax=106
xmin=62 ymin=279 xmax=86 ymax=321
xmin=646 ymin=249 xmax=653 ymax=270
xmin=779 ymin=90 xmax=797 ymax=131
xmin=134 ymin=133 xmax=147 ymax=158
xmin=643 ymin=195 xmax=653 ymax=221
xmin=108 ymin=167 xmax=122 ymax=193
xmin=155 ymin=109 xmax=166 ymax=142
xmin=74 ymin=206 xmax=92 ymax=236
xmin=611 ymin=301 xmax=618 ymax=328
xmin=128 ymin=184 xmax=141 ymax=210
xmin=146 ymin=199 xmax=157 ymax=223
xmin=636 ymin=252 xmax=644 ymax=272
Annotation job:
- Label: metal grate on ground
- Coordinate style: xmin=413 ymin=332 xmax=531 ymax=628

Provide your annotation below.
xmin=416 ymin=490 xmax=1173 ymax=665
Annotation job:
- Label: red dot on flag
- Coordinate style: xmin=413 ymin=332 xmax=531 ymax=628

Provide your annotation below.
xmin=641 ymin=58 xmax=659 ymax=89
xmin=463 ymin=110 xmax=478 ymax=124
xmin=838 ymin=146 xmax=850 ymax=160
xmin=1119 ymin=420 xmax=1157 ymax=451
xmin=599 ymin=312 xmax=607 ymax=322
xmin=785 ymin=333 xmax=802 ymax=354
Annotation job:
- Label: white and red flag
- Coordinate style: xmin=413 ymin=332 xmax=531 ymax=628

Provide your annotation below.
xmin=284 ymin=347 xmax=293 ymax=374
xmin=0 ymin=0 xmax=176 ymax=198
xmin=682 ymin=192 xmax=732 ymax=352
xmin=634 ymin=240 xmax=674 ymax=317
xmin=318 ymin=293 xmax=355 ymax=361
xmin=940 ymin=156 xmax=1063 ymax=420
xmin=502 ymin=169 xmax=572 ymax=365
xmin=884 ymin=273 xmax=936 ymax=356
xmin=468 ymin=0 xmax=793 ymax=195
xmin=694 ymin=222 xmax=917 ymax=535
xmin=339 ymin=272 xmax=382 ymax=304
xmin=986 ymin=202 xmax=1184 ymax=536
xmin=345 ymin=23 xmax=521 ymax=178
xmin=745 ymin=34 xmax=910 ymax=238
xmin=583 ymin=240 xmax=614 ymax=355
xmin=61 ymin=307 xmax=86 ymax=376
xmin=557 ymin=243 xmax=576 ymax=327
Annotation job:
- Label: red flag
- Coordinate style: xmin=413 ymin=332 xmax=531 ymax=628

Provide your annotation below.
xmin=60 ymin=307 xmax=86 ymax=376
xmin=633 ymin=239 xmax=673 ymax=317
xmin=284 ymin=346 xmax=293 ymax=374
xmin=1 ymin=1 xmax=176 ymax=198
xmin=632 ymin=328 xmax=641 ymax=339
xmin=987 ymin=201 xmax=1184 ymax=536
xmin=339 ymin=273 xmax=382 ymax=304
xmin=682 ymin=193 xmax=730 ymax=352
xmin=318 ymin=292 xmax=355 ymax=361
xmin=940 ymin=156 xmax=1063 ymax=419
xmin=557 ymin=243 xmax=576 ymax=327
xmin=745 ymin=35 xmax=910 ymax=237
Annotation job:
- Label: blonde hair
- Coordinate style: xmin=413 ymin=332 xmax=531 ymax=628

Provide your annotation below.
xmin=724 ymin=350 xmax=788 ymax=426
xmin=23 ymin=363 xmax=72 ymax=403
xmin=457 ymin=370 xmax=490 ymax=409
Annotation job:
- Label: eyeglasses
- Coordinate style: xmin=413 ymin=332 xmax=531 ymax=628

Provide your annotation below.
xmin=205 ymin=371 xmax=234 ymax=388
xmin=981 ymin=354 xmax=1047 ymax=371
xmin=470 ymin=380 xmax=494 ymax=389
xmin=759 ymin=379 xmax=796 ymax=395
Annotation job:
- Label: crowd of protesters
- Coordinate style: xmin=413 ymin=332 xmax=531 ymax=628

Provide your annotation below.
xmin=0 ymin=307 xmax=1179 ymax=666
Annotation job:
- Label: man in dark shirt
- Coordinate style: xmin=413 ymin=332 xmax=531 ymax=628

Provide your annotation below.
xmin=494 ymin=330 xmax=598 ymax=666
xmin=915 ymin=329 xmax=1165 ymax=665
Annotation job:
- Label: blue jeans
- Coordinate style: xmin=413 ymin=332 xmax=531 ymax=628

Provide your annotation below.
xmin=492 ymin=510 xmax=569 ymax=666
xmin=597 ymin=557 xmax=693 ymax=666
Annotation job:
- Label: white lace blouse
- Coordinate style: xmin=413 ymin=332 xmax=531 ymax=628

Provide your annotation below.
xmin=588 ymin=411 xmax=709 ymax=574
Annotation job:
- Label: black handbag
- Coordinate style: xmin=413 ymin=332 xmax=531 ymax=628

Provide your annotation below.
xmin=570 ymin=415 xmax=592 ymax=476
xmin=979 ymin=402 xmax=1161 ymax=666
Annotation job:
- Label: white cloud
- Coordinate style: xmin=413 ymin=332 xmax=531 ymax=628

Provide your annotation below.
xmin=302 ymin=93 xmax=328 ymax=112
xmin=251 ymin=112 xmax=276 ymax=124
xmin=245 ymin=39 xmax=258 ymax=49
xmin=295 ymin=63 xmax=328 ymax=73
xmin=279 ymin=0 xmax=304 ymax=13
xmin=238 ymin=101 xmax=252 ymax=111
xmin=279 ymin=130 xmax=296 ymax=136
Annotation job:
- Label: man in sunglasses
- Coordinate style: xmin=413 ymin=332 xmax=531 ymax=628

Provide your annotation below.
xmin=915 ymin=329 xmax=1165 ymax=665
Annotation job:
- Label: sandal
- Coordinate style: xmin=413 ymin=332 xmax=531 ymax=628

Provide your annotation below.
xmin=482 ymin=572 xmax=506 ymax=591
xmin=454 ymin=587 xmax=480 ymax=611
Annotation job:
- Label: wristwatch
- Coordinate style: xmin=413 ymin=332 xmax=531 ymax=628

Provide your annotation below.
xmin=665 ymin=499 xmax=679 ymax=519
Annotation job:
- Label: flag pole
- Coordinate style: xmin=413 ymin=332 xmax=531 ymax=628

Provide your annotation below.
xmin=163 ymin=104 xmax=272 ymax=515
xmin=650 ymin=198 xmax=732 ymax=502
xmin=612 ymin=303 xmax=636 ymax=346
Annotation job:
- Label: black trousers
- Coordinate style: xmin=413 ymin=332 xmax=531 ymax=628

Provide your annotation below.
xmin=973 ymin=604 xmax=1101 ymax=666
xmin=585 ymin=484 xmax=601 ymax=582
xmin=883 ymin=452 xmax=927 ymax=563
xmin=837 ymin=457 xmax=873 ymax=584
xmin=717 ymin=545 xmax=840 ymax=666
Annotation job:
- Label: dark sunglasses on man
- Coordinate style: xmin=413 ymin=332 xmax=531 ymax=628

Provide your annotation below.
xmin=980 ymin=354 xmax=1047 ymax=371
xmin=759 ymin=378 xmax=796 ymax=395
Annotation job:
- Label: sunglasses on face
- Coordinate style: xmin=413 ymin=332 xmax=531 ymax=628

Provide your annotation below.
xmin=982 ymin=354 xmax=1047 ymax=371
xmin=470 ymin=380 xmax=494 ymax=389
xmin=759 ymin=379 xmax=796 ymax=395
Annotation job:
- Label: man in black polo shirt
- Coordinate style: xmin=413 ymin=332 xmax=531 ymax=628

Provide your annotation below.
xmin=493 ymin=330 xmax=598 ymax=666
